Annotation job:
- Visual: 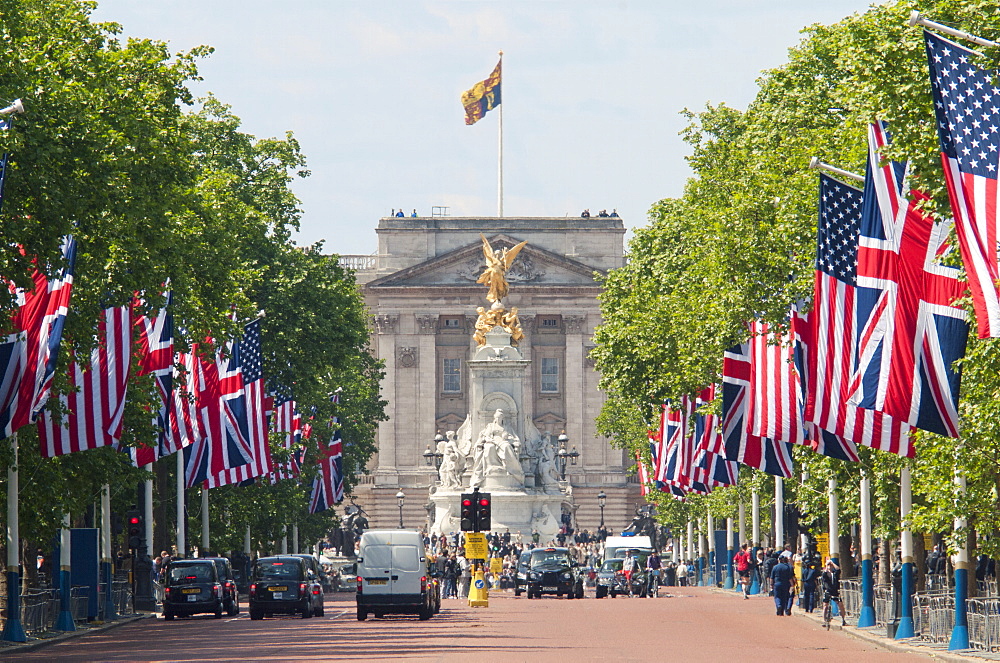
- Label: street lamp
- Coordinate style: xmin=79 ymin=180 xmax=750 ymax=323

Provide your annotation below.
xmin=422 ymin=431 xmax=445 ymax=472
xmin=597 ymin=490 xmax=607 ymax=528
xmin=556 ymin=430 xmax=579 ymax=480
xmin=396 ymin=490 xmax=405 ymax=528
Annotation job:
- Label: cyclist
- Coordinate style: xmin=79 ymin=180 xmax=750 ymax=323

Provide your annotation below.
xmin=647 ymin=550 xmax=662 ymax=597
xmin=821 ymin=558 xmax=847 ymax=627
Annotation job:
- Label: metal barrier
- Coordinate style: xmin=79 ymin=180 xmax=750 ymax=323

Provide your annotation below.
xmin=841 ymin=579 xmax=861 ymax=623
xmin=913 ymin=591 xmax=954 ymax=644
xmin=967 ymin=596 xmax=1000 ymax=652
xmin=925 ymin=573 xmax=950 ymax=592
xmin=70 ymin=587 xmax=89 ymax=623
xmin=20 ymin=589 xmax=56 ymax=635
xmin=977 ymin=579 xmax=998 ymax=596
xmin=873 ymin=584 xmax=894 ymax=627
xmin=112 ymin=580 xmax=134 ymax=616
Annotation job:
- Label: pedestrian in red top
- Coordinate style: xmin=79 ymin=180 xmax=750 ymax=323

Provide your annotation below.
xmin=734 ymin=543 xmax=753 ymax=598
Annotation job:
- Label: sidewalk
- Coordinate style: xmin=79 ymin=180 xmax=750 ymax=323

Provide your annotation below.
xmin=0 ymin=613 xmax=151 ymax=656
xmin=711 ymin=585 xmax=1000 ymax=663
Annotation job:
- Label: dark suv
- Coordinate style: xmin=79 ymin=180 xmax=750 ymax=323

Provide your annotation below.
xmin=162 ymin=559 xmax=224 ymax=620
xmin=249 ymin=555 xmax=324 ymax=620
xmin=202 ymin=557 xmax=240 ymax=616
xmin=523 ymin=547 xmax=584 ymax=599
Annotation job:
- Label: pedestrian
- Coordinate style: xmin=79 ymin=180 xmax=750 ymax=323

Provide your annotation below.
xmin=457 ymin=551 xmax=471 ymax=599
xmin=822 ymin=559 xmax=847 ymax=626
xmin=734 ymin=543 xmax=752 ymax=598
xmin=395 ymin=208 xmax=405 ymax=217
xmin=762 ymin=550 xmax=779 ymax=596
xmin=677 ymin=560 xmax=688 ymax=587
xmin=770 ymin=551 xmax=797 ymax=616
xmin=664 ymin=561 xmax=677 ymax=587
xmin=801 ymin=557 xmax=821 ymax=613
xmin=443 ymin=553 xmax=458 ymax=598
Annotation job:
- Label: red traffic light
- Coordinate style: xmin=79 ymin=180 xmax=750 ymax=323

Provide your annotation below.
xmin=462 ymin=499 xmax=472 ymax=506
xmin=128 ymin=517 xmax=141 ymax=525
xmin=479 ymin=498 xmax=489 ymax=506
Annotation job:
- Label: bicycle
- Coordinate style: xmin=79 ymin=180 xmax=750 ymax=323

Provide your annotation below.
xmin=822 ymin=599 xmax=832 ymax=629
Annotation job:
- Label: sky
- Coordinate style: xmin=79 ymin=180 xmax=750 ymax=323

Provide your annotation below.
xmin=91 ymin=0 xmax=880 ymax=256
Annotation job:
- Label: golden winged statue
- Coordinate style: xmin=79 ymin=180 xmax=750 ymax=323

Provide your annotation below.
xmin=477 ymin=234 xmax=528 ymax=304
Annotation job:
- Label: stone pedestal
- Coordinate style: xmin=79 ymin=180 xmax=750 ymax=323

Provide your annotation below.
xmin=429 ymin=486 xmax=566 ymax=542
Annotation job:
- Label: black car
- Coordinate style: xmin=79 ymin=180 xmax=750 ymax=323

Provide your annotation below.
xmin=288 ymin=554 xmax=326 ymax=616
xmin=513 ymin=550 xmax=531 ymax=597
xmin=523 ymin=547 xmax=584 ymax=599
xmin=162 ymin=559 xmax=225 ymax=620
xmin=202 ymin=557 xmax=240 ymax=615
xmin=595 ymin=558 xmax=625 ymax=598
xmin=249 ymin=555 xmax=324 ymax=620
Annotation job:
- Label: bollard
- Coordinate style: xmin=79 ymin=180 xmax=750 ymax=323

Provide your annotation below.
xmin=468 ymin=565 xmax=489 ymax=608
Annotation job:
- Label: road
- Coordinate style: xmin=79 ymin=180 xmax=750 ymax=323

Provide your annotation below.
xmin=7 ymin=587 xmax=933 ymax=662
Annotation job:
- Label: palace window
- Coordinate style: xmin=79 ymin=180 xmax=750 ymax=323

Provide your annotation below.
xmin=442 ymin=358 xmax=462 ymax=393
xmin=540 ymin=357 xmax=560 ymax=393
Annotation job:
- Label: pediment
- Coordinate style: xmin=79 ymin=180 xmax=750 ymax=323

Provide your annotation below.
xmin=365 ymin=234 xmax=602 ymax=289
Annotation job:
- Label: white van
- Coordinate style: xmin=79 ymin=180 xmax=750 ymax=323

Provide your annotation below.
xmin=356 ymin=530 xmax=434 ymax=621
xmin=604 ymin=535 xmax=653 ymax=562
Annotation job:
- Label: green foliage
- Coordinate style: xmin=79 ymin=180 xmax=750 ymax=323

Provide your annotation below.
xmin=593 ymin=0 xmax=1000 ymax=553
xmin=0 ymin=0 xmax=384 ymax=557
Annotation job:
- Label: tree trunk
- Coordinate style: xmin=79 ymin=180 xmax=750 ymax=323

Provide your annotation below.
xmin=838 ymin=534 xmax=855 ymax=578
xmin=878 ymin=537 xmax=891 ymax=585
xmin=913 ymin=531 xmax=926 ymax=592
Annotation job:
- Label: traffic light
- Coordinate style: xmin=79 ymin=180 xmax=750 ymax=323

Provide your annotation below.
xmin=125 ymin=510 xmax=144 ymax=550
xmin=460 ymin=493 xmax=476 ymax=532
xmin=476 ymin=493 xmax=492 ymax=532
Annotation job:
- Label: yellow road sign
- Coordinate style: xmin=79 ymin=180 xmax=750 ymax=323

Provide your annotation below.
xmin=465 ymin=533 xmax=488 ymax=559
xmin=490 ymin=557 xmax=503 ymax=574
xmin=815 ymin=533 xmax=829 ymax=556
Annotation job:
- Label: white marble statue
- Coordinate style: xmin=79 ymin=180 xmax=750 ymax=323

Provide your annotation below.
xmin=438 ymin=430 xmax=466 ymax=489
xmin=469 ymin=408 xmax=524 ymax=486
xmin=536 ymin=431 xmax=562 ymax=487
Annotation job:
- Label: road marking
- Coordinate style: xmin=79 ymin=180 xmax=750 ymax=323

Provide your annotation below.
xmin=225 ymin=615 xmax=246 ymax=622
xmin=328 ymin=609 xmax=348 ymax=620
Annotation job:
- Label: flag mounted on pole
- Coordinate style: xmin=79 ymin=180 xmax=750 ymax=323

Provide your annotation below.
xmin=462 ymin=57 xmax=501 ymax=125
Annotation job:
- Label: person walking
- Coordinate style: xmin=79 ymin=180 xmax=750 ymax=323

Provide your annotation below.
xmin=734 ymin=543 xmax=753 ymax=598
xmin=822 ymin=558 xmax=847 ymax=626
xmin=457 ymin=551 xmax=472 ymax=599
xmin=770 ymin=551 xmax=797 ymax=616
xmin=677 ymin=560 xmax=688 ymax=587
xmin=800 ymin=557 xmax=821 ymax=613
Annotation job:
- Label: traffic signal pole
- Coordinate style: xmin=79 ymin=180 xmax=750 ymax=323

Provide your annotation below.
xmin=463 ymin=489 xmax=491 ymax=608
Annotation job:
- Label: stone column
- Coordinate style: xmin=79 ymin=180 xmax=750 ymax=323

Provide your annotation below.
xmin=563 ymin=315 xmax=586 ymax=475
xmin=374 ymin=314 xmax=399 ymax=475
xmin=416 ymin=314 xmax=438 ymax=480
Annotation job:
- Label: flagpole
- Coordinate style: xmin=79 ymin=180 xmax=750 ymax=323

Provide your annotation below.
xmin=201 ymin=488 xmax=210 ymax=554
xmin=176 ymin=452 xmax=185 ymax=557
xmin=3 ymin=434 xmax=25 ymax=642
xmin=497 ymin=50 xmax=504 ymax=218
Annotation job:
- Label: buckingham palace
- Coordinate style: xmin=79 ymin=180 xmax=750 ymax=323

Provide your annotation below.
xmin=340 ymin=211 xmax=642 ymax=531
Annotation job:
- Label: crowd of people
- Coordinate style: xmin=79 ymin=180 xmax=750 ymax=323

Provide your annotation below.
xmin=579 ymin=208 xmax=618 ymax=218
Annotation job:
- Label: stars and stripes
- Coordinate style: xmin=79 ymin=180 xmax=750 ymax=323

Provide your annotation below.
xmin=924 ymin=31 xmax=1000 ymax=338
xmin=848 ymin=121 xmax=968 ymax=438
xmin=748 ymin=321 xmax=804 ymax=446
xmin=37 ymin=305 xmax=132 ymax=457
xmin=0 ymin=236 xmax=77 ymax=441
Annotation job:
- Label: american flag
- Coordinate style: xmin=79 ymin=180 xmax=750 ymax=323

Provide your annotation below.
xmin=0 ymin=236 xmax=76 ymax=441
xmin=721 ymin=343 xmax=794 ymax=477
xmin=804 ymin=173 xmax=914 ymax=457
xmin=748 ymin=321 xmax=804 ymax=446
xmin=848 ymin=121 xmax=968 ymax=438
xmin=270 ymin=389 xmax=302 ymax=482
xmin=790 ymin=308 xmax=860 ymax=462
xmin=924 ymin=31 xmax=1000 ymax=339
xmin=37 ymin=305 xmax=132 ymax=457
xmin=206 ymin=319 xmax=271 ymax=488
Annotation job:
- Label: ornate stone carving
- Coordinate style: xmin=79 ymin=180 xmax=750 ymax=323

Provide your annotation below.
xmin=373 ymin=313 xmax=398 ymax=335
xmin=397 ymin=346 xmax=417 ymax=368
xmin=473 ymin=306 xmax=524 ymax=346
xmin=519 ymin=314 xmax=535 ymax=333
xmin=457 ymin=253 xmax=544 ymax=283
xmin=564 ymin=315 xmax=586 ymax=334
xmin=415 ymin=314 xmax=437 ymax=334
xmin=584 ymin=345 xmax=597 ymax=368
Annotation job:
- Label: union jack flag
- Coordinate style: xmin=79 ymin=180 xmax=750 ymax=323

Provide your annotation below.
xmin=803 ymin=174 xmax=913 ymax=457
xmin=692 ymin=385 xmax=738 ymax=487
xmin=128 ymin=293 xmax=176 ymax=466
xmin=721 ymin=343 xmax=794 ymax=477
xmin=659 ymin=398 xmax=710 ymax=495
xmin=636 ymin=449 xmax=652 ymax=496
xmin=37 ymin=305 xmax=132 ymax=457
xmin=206 ymin=319 xmax=271 ymax=488
xmin=309 ymin=392 xmax=344 ymax=513
xmin=847 ymin=121 xmax=968 ymax=438
xmin=924 ymin=31 xmax=1000 ymax=338
xmin=0 ymin=236 xmax=76 ymax=441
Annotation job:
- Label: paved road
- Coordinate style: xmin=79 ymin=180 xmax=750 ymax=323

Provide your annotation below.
xmin=7 ymin=587 xmax=932 ymax=662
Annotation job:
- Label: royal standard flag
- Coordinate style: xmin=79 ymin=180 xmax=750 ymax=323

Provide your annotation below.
xmin=462 ymin=59 xmax=501 ymax=125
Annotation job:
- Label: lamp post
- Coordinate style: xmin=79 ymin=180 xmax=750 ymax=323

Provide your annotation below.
xmin=396 ymin=490 xmax=405 ymax=529
xmin=597 ymin=490 xmax=607 ymax=529
xmin=423 ymin=431 xmax=445 ymax=473
xmin=556 ymin=430 xmax=579 ymax=480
